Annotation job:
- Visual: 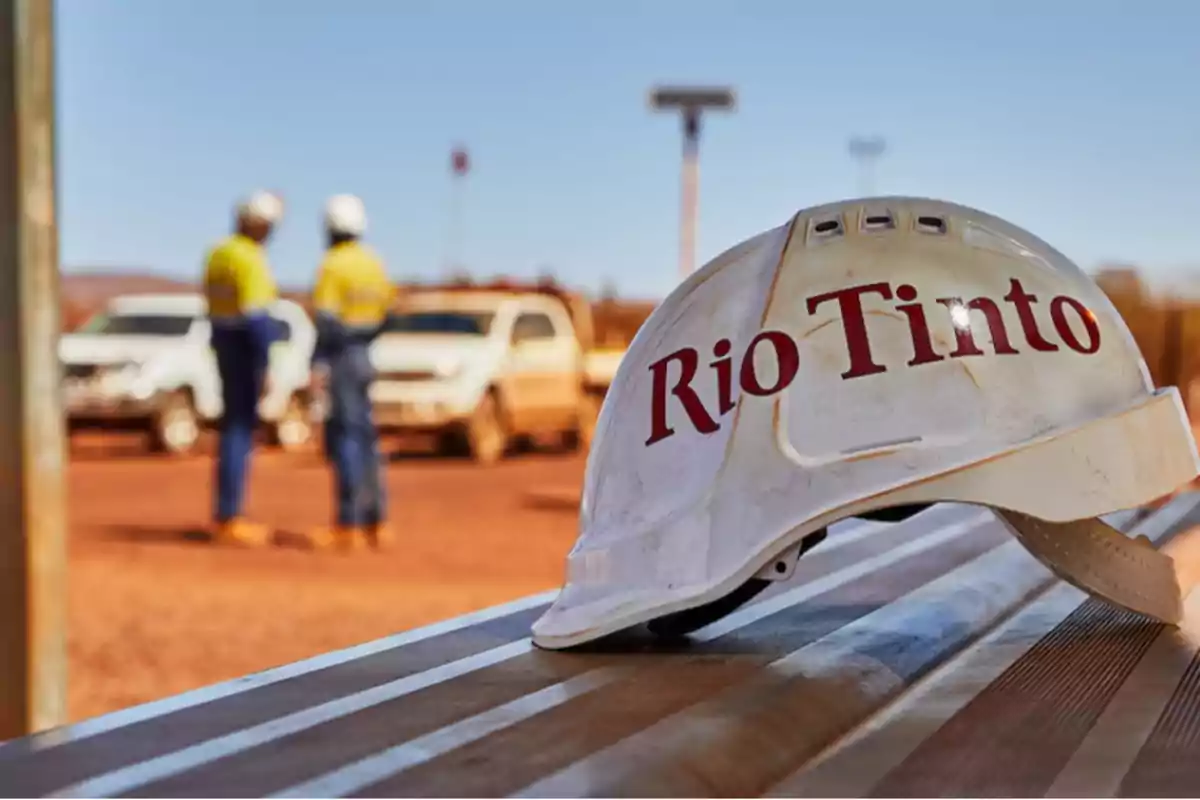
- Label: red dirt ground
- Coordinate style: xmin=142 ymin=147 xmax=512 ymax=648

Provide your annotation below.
xmin=67 ymin=435 xmax=584 ymax=723
xmin=65 ymin=423 xmax=1200 ymax=724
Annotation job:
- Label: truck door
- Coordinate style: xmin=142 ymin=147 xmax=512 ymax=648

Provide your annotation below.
xmin=507 ymin=311 xmax=578 ymax=430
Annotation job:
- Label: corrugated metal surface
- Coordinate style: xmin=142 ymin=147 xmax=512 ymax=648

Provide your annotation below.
xmin=2 ymin=495 xmax=1199 ymax=797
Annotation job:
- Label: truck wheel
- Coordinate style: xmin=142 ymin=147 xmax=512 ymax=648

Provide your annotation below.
xmin=466 ymin=391 xmax=508 ymax=465
xmin=270 ymin=395 xmax=313 ymax=453
xmin=560 ymin=392 xmax=601 ymax=452
xmin=150 ymin=391 xmax=200 ymax=457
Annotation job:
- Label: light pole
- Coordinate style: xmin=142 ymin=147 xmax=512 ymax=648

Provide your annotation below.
xmin=649 ymin=86 xmax=736 ymax=282
xmin=847 ymin=135 xmax=887 ymax=196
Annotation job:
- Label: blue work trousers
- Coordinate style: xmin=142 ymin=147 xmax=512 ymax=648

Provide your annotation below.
xmin=212 ymin=329 xmax=266 ymax=523
xmin=325 ymin=342 xmax=387 ymax=528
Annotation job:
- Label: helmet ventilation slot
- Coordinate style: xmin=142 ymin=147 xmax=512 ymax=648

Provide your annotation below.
xmin=808 ymin=216 xmax=845 ymax=242
xmin=862 ymin=211 xmax=895 ymax=231
xmin=916 ymin=215 xmax=947 ymax=234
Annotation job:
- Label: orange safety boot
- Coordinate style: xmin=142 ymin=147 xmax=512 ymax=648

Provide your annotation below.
xmin=307 ymin=525 xmax=368 ymax=553
xmin=367 ymin=523 xmax=396 ymax=552
xmin=213 ymin=518 xmax=272 ymax=548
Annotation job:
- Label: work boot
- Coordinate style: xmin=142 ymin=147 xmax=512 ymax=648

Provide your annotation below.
xmin=213 ymin=518 xmax=272 ymax=548
xmin=307 ymin=526 xmax=367 ymax=553
xmin=367 ymin=523 xmax=396 ymax=552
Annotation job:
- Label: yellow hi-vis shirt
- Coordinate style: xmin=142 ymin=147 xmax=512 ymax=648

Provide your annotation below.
xmin=202 ymin=233 xmax=278 ymax=321
xmin=312 ymin=241 xmax=395 ymax=328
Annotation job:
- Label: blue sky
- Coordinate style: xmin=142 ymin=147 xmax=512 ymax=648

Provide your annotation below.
xmin=57 ymin=0 xmax=1200 ymax=299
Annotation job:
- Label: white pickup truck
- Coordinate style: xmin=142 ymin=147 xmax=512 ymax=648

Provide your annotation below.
xmin=369 ymin=286 xmax=619 ymax=464
xmin=60 ymin=293 xmax=317 ymax=456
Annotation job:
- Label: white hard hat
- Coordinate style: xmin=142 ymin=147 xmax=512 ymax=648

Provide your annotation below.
xmin=324 ymin=194 xmax=367 ymax=237
xmin=531 ymin=197 xmax=1200 ymax=650
xmin=237 ymin=190 xmax=284 ymax=225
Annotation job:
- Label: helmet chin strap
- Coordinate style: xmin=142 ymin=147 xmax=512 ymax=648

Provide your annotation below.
xmin=996 ymin=509 xmax=1193 ymax=625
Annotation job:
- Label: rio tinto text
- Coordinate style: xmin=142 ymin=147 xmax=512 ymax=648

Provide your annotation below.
xmin=645 ymin=277 xmax=1100 ymax=446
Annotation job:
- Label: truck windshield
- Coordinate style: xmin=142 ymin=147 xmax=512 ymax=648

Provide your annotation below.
xmin=80 ymin=313 xmax=194 ymax=337
xmin=383 ymin=311 xmax=494 ymax=335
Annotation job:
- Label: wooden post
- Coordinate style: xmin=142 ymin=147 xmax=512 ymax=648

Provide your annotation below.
xmin=0 ymin=0 xmax=68 ymax=738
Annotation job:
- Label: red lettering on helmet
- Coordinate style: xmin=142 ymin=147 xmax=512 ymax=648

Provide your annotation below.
xmin=967 ymin=296 xmax=1020 ymax=355
xmin=644 ymin=277 xmax=1103 ymax=447
xmin=895 ymin=284 xmax=943 ymax=367
xmin=936 ymin=296 xmax=1019 ymax=358
xmin=739 ymin=331 xmax=800 ymax=396
xmin=1003 ymin=278 xmax=1059 ymax=352
xmin=937 ymin=297 xmax=988 ymax=358
xmin=645 ymin=347 xmax=720 ymax=446
xmin=1050 ymin=296 xmax=1101 ymax=354
xmin=710 ymin=338 xmax=736 ymax=414
xmin=806 ymin=282 xmax=892 ymax=379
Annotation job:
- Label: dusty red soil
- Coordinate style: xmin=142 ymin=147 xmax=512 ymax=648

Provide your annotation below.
xmin=67 ymin=434 xmax=584 ymax=723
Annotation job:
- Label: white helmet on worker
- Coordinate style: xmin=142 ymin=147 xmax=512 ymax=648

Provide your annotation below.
xmin=531 ymin=196 xmax=1200 ymax=651
xmin=324 ymin=193 xmax=368 ymax=237
xmin=237 ymin=190 xmax=284 ymax=226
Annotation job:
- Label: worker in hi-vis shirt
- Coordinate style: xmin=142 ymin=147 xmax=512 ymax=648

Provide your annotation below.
xmin=308 ymin=194 xmax=397 ymax=552
xmin=202 ymin=190 xmax=284 ymax=547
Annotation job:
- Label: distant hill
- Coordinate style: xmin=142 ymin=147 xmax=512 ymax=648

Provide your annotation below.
xmin=62 ymin=271 xmax=193 ymax=302
xmin=61 ymin=272 xmax=195 ymax=330
xmin=60 ymin=270 xmax=358 ymax=329
xmin=58 ymin=269 xmax=659 ymax=346
xmin=56 ymin=266 xmax=1200 ymax=402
